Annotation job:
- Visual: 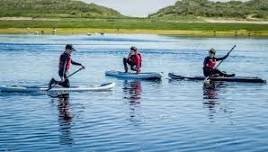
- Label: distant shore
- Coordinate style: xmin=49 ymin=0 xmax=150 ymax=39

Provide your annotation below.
xmin=0 ymin=18 xmax=267 ymax=37
xmin=0 ymin=28 xmax=267 ymax=38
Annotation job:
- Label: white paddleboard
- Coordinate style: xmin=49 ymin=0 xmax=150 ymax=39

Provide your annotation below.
xmin=0 ymin=82 xmax=116 ymax=93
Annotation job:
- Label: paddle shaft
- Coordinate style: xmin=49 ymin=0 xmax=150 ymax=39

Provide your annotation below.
xmin=204 ymin=45 xmax=236 ymax=81
xmin=66 ymin=67 xmax=84 ymax=78
xmin=214 ymin=45 xmax=236 ymax=70
xmin=47 ymin=67 xmax=84 ymax=91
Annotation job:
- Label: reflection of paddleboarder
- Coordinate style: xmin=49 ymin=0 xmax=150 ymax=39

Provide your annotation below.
xmin=123 ymin=80 xmax=142 ymax=120
xmin=55 ymin=95 xmax=74 ymax=145
xmin=203 ymin=86 xmax=218 ymax=121
xmin=123 ymin=80 xmax=142 ymax=103
xmin=58 ymin=95 xmax=72 ymax=121
xmin=203 ymin=82 xmax=218 ymax=100
xmin=203 ymin=82 xmax=231 ymax=121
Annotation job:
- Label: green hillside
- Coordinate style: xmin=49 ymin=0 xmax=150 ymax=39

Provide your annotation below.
xmin=0 ymin=0 xmax=123 ymax=18
xmin=149 ymin=0 xmax=268 ymax=19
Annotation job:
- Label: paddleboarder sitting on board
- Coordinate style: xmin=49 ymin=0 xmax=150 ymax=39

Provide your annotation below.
xmin=48 ymin=44 xmax=85 ymax=89
xmin=203 ymin=48 xmax=235 ymax=77
xmin=123 ymin=46 xmax=142 ymax=73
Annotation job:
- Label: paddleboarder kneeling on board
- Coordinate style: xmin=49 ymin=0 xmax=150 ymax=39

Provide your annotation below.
xmin=48 ymin=44 xmax=85 ymax=89
xmin=123 ymin=46 xmax=142 ymax=73
xmin=203 ymin=48 xmax=235 ymax=77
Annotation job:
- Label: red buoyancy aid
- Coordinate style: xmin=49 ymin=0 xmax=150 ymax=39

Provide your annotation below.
xmin=133 ymin=53 xmax=142 ymax=72
xmin=66 ymin=56 xmax=72 ymax=70
xmin=206 ymin=58 xmax=217 ymax=69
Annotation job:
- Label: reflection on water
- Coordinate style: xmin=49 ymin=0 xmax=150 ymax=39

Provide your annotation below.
xmin=123 ymin=80 xmax=142 ymax=104
xmin=0 ymin=35 xmax=268 ymax=151
xmin=203 ymin=81 xmax=219 ymax=100
xmin=52 ymin=94 xmax=74 ymax=145
xmin=123 ymin=80 xmax=142 ymax=123
xmin=203 ymin=82 xmax=229 ymax=121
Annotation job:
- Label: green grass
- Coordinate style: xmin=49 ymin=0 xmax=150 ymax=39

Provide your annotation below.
xmin=0 ymin=18 xmax=267 ymax=31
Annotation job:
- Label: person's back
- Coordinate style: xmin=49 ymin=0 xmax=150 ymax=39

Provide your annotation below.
xmin=58 ymin=52 xmax=71 ymax=77
xmin=132 ymin=53 xmax=142 ymax=73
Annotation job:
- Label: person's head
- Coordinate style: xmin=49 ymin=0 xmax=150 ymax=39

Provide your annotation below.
xmin=130 ymin=46 xmax=138 ymax=54
xmin=209 ymin=48 xmax=216 ymax=58
xmin=65 ymin=44 xmax=76 ymax=54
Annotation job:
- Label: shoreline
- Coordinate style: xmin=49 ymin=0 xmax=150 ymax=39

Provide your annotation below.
xmin=0 ymin=28 xmax=268 ymax=38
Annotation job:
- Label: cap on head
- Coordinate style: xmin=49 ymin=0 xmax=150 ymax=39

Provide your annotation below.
xmin=65 ymin=44 xmax=76 ymax=51
xmin=209 ymin=48 xmax=216 ymax=54
xmin=130 ymin=46 xmax=137 ymax=51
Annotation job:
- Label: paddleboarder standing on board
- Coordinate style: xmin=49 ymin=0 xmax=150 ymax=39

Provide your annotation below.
xmin=48 ymin=44 xmax=85 ymax=89
xmin=123 ymin=46 xmax=142 ymax=73
xmin=203 ymin=48 xmax=235 ymax=77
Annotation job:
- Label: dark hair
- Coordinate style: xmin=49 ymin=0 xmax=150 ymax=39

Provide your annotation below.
xmin=130 ymin=46 xmax=137 ymax=51
xmin=209 ymin=48 xmax=216 ymax=54
xmin=65 ymin=44 xmax=74 ymax=50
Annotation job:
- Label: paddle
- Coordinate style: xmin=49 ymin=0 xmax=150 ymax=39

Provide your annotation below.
xmin=204 ymin=45 xmax=236 ymax=82
xmin=47 ymin=67 xmax=84 ymax=91
xmin=214 ymin=45 xmax=236 ymax=70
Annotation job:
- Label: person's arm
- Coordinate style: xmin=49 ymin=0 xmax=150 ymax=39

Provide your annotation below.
xmin=127 ymin=53 xmax=133 ymax=61
xmin=215 ymin=54 xmax=228 ymax=61
xmin=71 ymin=60 xmax=85 ymax=69
xmin=71 ymin=60 xmax=81 ymax=66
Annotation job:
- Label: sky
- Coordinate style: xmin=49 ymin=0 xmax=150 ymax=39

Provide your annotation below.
xmin=81 ymin=0 xmax=249 ymax=17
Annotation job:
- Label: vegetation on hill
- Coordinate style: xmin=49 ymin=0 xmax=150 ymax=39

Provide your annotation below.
xmin=0 ymin=0 xmax=123 ymax=18
xmin=0 ymin=0 xmax=267 ymax=37
xmin=149 ymin=0 xmax=268 ymax=19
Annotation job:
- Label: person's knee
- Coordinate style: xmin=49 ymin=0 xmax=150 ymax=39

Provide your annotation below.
xmin=61 ymin=80 xmax=70 ymax=88
xmin=130 ymin=66 xmax=136 ymax=71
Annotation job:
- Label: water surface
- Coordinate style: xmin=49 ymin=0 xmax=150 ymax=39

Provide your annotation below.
xmin=0 ymin=34 xmax=267 ymax=152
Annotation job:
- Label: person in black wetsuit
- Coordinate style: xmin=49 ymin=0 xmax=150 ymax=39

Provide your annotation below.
xmin=203 ymin=48 xmax=235 ymax=77
xmin=48 ymin=44 xmax=85 ymax=89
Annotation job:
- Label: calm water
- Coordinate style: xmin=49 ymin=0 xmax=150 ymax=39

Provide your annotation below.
xmin=0 ymin=34 xmax=267 ymax=152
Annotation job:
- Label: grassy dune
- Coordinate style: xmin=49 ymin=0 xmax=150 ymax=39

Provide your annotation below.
xmin=0 ymin=0 xmax=122 ymax=18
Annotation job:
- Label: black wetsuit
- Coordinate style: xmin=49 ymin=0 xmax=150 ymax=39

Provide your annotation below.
xmin=58 ymin=52 xmax=81 ymax=87
xmin=48 ymin=52 xmax=81 ymax=88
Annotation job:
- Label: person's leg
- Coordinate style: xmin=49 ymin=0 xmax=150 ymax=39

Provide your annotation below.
xmin=203 ymin=68 xmax=210 ymax=77
xmin=59 ymin=73 xmax=70 ymax=88
xmin=214 ymin=69 xmax=235 ymax=77
xmin=56 ymin=71 xmax=70 ymax=88
xmin=129 ymin=61 xmax=136 ymax=72
xmin=48 ymin=78 xmax=58 ymax=89
xmin=212 ymin=69 xmax=225 ymax=77
xmin=59 ymin=78 xmax=70 ymax=88
xmin=130 ymin=65 xmax=136 ymax=71
xmin=123 ymin=58 xmax=129 ymax=72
